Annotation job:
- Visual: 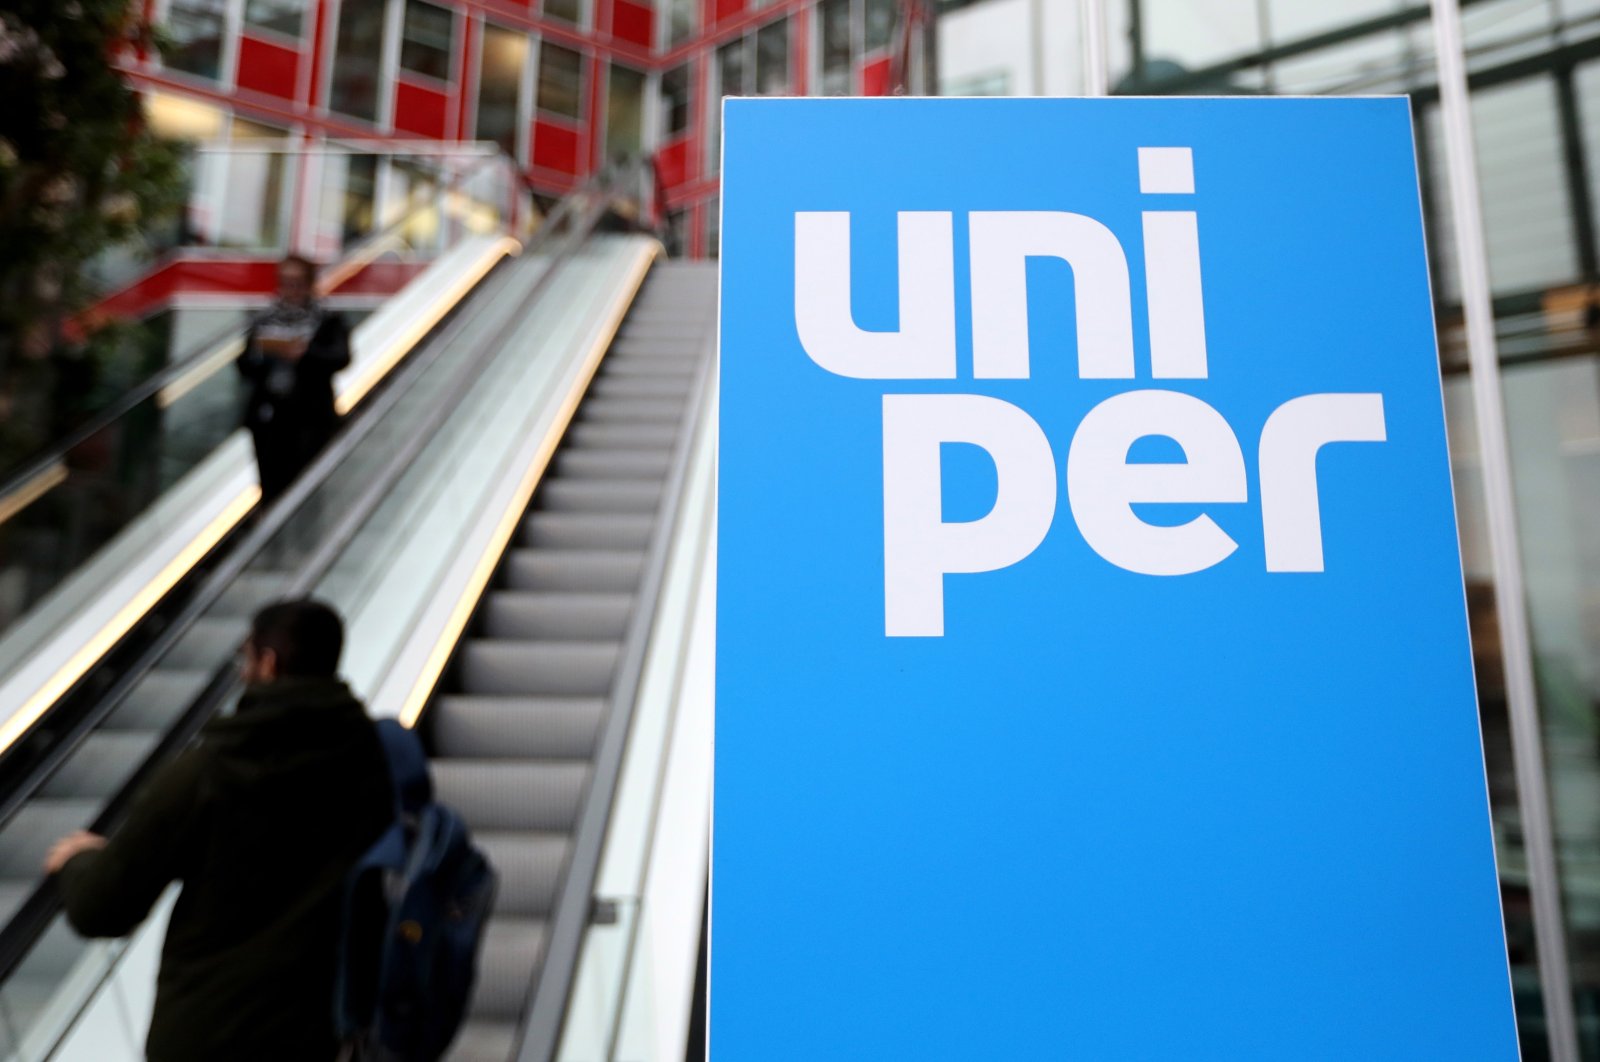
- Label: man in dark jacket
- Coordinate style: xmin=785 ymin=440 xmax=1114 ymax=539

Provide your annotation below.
xmin=236 ymin=256 xmax=352 ymax=504
xmin=44 ymin=600 xmax=392 ymax=1062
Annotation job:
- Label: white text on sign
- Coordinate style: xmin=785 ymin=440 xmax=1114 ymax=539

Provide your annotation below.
xmin=790 ymin=148 xmax=1389 ymax=637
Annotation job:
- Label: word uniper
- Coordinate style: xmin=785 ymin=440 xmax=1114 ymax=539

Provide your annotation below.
xmin=793 ymin=148 xmax=1388 ymax=637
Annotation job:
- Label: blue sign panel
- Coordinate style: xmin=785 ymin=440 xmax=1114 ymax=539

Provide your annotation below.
xmin=714 ymin=98 xmax=1517 ymax=1060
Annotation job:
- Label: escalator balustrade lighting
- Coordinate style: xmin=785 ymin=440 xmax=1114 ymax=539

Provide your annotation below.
xmin=0 ymin=485 xmax=260 ymax=756
xmin=397 ymin=243 xmax=658 ymax=729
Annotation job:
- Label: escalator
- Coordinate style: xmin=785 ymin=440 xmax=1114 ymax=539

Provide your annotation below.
xmin=0 ymin=173 xmax=714 ymax=1062
xmin=426 ymin=263 xmax=715 ymax=1061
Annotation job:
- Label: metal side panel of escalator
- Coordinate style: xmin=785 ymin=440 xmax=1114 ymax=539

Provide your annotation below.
xmin=419 ymin=262 xmax=718 ymax=1062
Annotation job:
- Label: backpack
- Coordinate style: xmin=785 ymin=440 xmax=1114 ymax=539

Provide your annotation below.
xmin=334 ymin=718 xmax=497 ymax=1062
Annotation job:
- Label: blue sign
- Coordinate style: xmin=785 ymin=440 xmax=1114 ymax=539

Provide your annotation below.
xmin=714 ymin=98 xmax=1517 ymax=1059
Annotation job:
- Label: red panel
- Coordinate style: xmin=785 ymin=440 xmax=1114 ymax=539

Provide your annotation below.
xmin=534 ymin=119 xmax=582 ymax=175
xmin=714 ymin=0 xmax=745 ymax=24
xmin=610 ymin=0 xmax=653 ymax=48
xmin=861 ymin=56 xmax=891 ymax=97
xmin=329 ymin=260 xmax=430 ymax=295
xmin=395 ymin=79 xmax=449 ymax=139
xmin=656 ymin=137 xmax=689 ymax=190
xmin=235 ymin=33 xmax=299 ymax=101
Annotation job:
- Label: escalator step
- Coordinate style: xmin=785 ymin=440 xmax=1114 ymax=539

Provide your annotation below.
xmin=502 ymin=550 xmax=643 ymax=593
xmin=564 ymin=422 xmax=679 ymax=450
xmin=477 ymin=832 xmax=570 ymax=917
xmin=483 ymin=591 xmax=632 ymax=641
xmin=456 ymin=640 xmax=619 ymax=697
xmin=519 ymin=512 xmax=654 ymax=550
xmin=469 ymin=916 xmax=547 ymax=1021
xmin=599 ymin=352 xmax=700 ymax=375
xmin=163 ymin=616 xmax=247 ymax=670
xmin=40 ymin=731 xmax=161 ymax=801
xmin=0 ymin=799 xmax=100 ymax=876
xmin=430 ymin=696 xmax=605 ymax=760
xmin=553 ymin=448 xmax=673 ymax=479
xmin=432 ymin=761 xmax=588 ymax=833
xmin=538 ymin=480 xmax=662 ymax=514
xmin=445 ymin=1021 xmax=517 ymax=1062
xmin=578 ymin=397 xmax=686 ymax=424
xmin=104 ymin=668 xmax=212 ymax=731
xmin=0 ymin=880 xmax=31 ymax=927
xmin=590 ymin=375 xmax=694 ymax=400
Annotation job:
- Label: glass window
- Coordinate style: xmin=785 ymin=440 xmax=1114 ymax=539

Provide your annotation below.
xmin=663 ymin=63 xmax=691 ymax=136
xmin=864 ymin=0 xmax=895 ymax=53
xmin=667 ymin=0 xmax=695 ymax=47
xmin=821 ymin=0 xmax=852 ymax=96
xmin=545 ymin=0 xmax=583 ymax=25
xmin=244 ymin=0 xmax=306 ymax=37
xmin=1428 ymin=77 xmax=1578 ymax=300
xmin=163 ymin=0 xmax=228 ymax=81
xmin=538 ymin=42 xmax=583 ymax=120
xmin=665 ymin=208 xmax=688 ymax=257
xmin=330 ymin=1 xmax=386 ymax=121
xmin=343 ymin=154 xmax=379 ymax=246
xmin=606 ymin=65 xmax=646 ymax=163
xmin=401 ymin=0 xmax=455 ymax=81
xmin=477 ymin=24 xmax=527 ymax=159
xmin=718 ymin=39 xmax=747 ymax=98
xmin=757 ymin=20 xmax=790 ymax=95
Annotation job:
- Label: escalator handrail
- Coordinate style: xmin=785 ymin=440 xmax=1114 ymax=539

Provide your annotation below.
xmin=0 ymin=149 xmax=514 ymax=521
xmin=0 ymin=170 xmax=624 ymax=992
xmin=516 ymin=276 xmax=718 ymax=1062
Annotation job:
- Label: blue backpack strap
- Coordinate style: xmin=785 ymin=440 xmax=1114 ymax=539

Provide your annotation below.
xmin=375 ymin=718 xmax=432 ymax=815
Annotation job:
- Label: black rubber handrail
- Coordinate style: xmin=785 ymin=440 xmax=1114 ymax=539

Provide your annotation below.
xmin=0 ymin=169 xmax=622 ymax=995
xmin=0 ymin=149 xmax=510 ymax=518
xmin=515 ymin=275 xmax=717 ymax=1062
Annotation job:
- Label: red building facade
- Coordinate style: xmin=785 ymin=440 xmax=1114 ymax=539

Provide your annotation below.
xmin=128 ymin=0 xmax=916 ymax=258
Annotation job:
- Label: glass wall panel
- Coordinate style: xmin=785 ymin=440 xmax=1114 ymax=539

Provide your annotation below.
xmin=864 ymin=0 xmax=896 ymax=52
xmin=718 ymin=39 xmax=748 ymax=97
xmin=663 ymin=63 xmax=692 ymax=137
xmin=546 ymin=0 xmax=584 ymax=26
xmin=757 ymin=19 xmax=791 ymax=94
xmin=163 ymin=0 xmax=228 ymax=81
xmin=607 ymin=65 xmax=647 ymax=163
xmin=244 ymin=0 xmax=306 ymax=37
xmin=330 ymin=1 xmax=386 ymax=121
xmin=538 ymin=41 xmax=584 ymax=120
xmin=667 ymin=0 xmax=695 ymax=47
xmin=821 ymin=0 xmax=853 ymax=95
xmin=478 ymin=24 xmax=528 ymax=159
xmin=401 ymin=0 xmax=455 ymax=80
xmin=1471 ymin=78 xmax=1578 ymax=297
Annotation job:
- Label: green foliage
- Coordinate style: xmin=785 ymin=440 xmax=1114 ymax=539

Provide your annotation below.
xmin=0 ymin=0 xmax=186 ymax=466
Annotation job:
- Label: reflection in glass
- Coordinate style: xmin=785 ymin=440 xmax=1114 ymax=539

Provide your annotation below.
xmin=606 ymin=66 xmax=646 ymax=163
xmin=757 ymin=20 xmax=790 ymax=95
xmin=244 ymin=0 xmax=306 ymax=37
xmin=865 ymin=0 xmax=895 ymax=53
xmin=718 ymin=40 xmax=748 ymax=98
xmin=538 ymin=42 xmax=584 ymax=120
xmin=478 ymin=25 xmax=527 ymax=159
xmin=821 ymin=0 xmax=853 ymax=96
xmin=662 ymin=64 xmax=691 ymax=137
xmin=163 ymin=0 xmax=228 ymax=81
xmin=330 ymin=2 xmax=385 ymax=121
xmin=546 ymin=0 xmax=583 ymax=26
xmin=401 ymin=0 xmax=456 ymax=80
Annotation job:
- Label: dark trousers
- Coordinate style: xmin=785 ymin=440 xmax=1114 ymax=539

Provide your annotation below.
xmin=249 ymin=422 xmax=332 ymax=507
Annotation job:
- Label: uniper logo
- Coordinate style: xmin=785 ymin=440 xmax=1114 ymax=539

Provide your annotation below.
xmin=792 ymin=147 xmax=1389 ymax=638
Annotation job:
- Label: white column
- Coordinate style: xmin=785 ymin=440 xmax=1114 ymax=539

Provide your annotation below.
xmin=1430 ymin=2 xmax=1579 ymax=1058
